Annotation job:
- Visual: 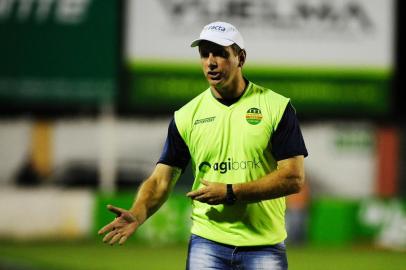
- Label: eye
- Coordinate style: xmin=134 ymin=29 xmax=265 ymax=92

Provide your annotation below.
xmin=199 ymin=47 xmax=229 ymax=58
xmin=199 ymin=50 xmax=209 ymax=58
xmin=213 ymin=49 xmax=229 ymax=58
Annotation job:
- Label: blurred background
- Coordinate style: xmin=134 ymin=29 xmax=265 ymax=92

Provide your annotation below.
xmin=0 ymin=0 xmax=405 ymax=269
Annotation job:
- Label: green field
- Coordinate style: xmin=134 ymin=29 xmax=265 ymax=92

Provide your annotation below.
xmin=0 ymin=240 xmax=405 ymax=270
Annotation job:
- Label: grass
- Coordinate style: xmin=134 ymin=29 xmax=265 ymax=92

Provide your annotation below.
xmin=0 ymin=240 xmax=405 ymax=270
xmin=0 ymin=240 xmax=186 ymax=270
xmin=288 ymin=244 xmax=406 ymax=270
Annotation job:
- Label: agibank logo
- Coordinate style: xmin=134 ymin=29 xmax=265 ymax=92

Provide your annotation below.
xmin=246 ymin=108 xmax=263 ymax=125
xmin=198 ymin=158 xmax=262 ymax=174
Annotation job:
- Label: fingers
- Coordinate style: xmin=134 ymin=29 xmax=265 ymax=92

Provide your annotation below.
xmin=201 ymin=179 xmax=209 ymax=186
xmin=187 ymin=182 xmax=224 ymax=205
xmin=103 ymin=229 xmax=119 ymax=243
xmin=192 ymin=194 xmax=220 ymax=205
xmin=190 ymin=191 xmax=211 ymax=203
xmin=193 ymin=193 xmax=208 ymax=202
xmin=119 ymin=235 xmax=128 ymax=245
xmin=107 ymin=204 xmax=126 ymax=217
xmin=99 ymin=205 xmax=137 ymax=246
xmin=109 ymin=232 xmax=122 ymax=245
xmin=98 ymin=221 xmax=116 ymax=235
xmin=186 ymin=188 xmax=205 ymax=199
xmin=104 ymin=228 xmax=130 ymax=246
xmin=187 ymin=180 xmax=212 ymax=198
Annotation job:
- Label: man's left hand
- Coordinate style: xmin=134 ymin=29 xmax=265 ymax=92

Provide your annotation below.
xmin=186 ymin=180 xmax=226 ymax=205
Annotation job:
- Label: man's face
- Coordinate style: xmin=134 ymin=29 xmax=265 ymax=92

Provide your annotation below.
xmin=199 ymin=41 xmax=241 ymax=91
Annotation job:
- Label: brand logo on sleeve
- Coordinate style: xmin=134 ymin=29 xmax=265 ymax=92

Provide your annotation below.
xmin=245 ymin=108 xmax=262 ymax=125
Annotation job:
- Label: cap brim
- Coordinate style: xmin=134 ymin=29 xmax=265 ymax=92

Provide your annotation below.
xmin=190 ymin=37 xmax=234 ymax=47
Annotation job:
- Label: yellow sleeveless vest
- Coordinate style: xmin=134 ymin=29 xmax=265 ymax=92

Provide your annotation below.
xmin=175 ymin=81 xmax=290 ymax=246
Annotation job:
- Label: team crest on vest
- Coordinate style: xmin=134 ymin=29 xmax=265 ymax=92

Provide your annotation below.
xmin=245 ymin=108 xmax=262 ymax=125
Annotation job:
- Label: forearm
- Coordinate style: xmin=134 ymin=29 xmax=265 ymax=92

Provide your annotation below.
xmin=129 ymin=179 xmax=168 ymax=224
xmin=233 ymin=157 xmax=305 ymax=203
xmin=129 ymin=165 xmax=180 ymax=224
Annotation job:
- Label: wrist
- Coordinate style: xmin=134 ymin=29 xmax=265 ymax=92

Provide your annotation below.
xmin=225 ymin=184 xmax=237 ymax=205
xmin=129 ymin=208 xmax=144 ymax=225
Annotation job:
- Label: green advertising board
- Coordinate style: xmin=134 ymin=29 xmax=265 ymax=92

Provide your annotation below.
xmin=123 ymin=61 xmax=391 ymax=118
xmin=0 ymin=0 xmax=120 ymax=111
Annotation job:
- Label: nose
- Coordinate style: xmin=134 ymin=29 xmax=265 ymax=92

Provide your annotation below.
xmin=207 ymin=53 xmax=217 ymax=70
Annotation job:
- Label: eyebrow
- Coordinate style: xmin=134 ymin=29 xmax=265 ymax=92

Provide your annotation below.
xmin=199 ymin=47 xmax=229 ymax=58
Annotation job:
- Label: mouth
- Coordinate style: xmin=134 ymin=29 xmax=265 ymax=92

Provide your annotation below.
xmin=207 ymin=71 xmax=222 ymax=81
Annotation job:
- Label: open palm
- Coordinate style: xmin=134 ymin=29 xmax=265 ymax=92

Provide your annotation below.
xmin=98 ymin=205 xmax=139 ymax=245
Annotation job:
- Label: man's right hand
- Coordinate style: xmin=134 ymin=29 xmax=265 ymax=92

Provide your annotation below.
xmin=98 ymin=204 xmax=139 ymax=245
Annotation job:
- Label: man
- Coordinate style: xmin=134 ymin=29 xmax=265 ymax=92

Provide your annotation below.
xmin=98 ymin=21 xmax=308 ymax=270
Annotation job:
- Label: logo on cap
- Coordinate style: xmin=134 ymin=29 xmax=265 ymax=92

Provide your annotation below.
xmin=205 ymin=25 xmax=226 ymax=32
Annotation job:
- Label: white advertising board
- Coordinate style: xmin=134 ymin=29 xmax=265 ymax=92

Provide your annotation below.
xmin=126 ymin=0 xmax=394 ymax=67
xmin=302 ymin=122 xmax=376 ymax=198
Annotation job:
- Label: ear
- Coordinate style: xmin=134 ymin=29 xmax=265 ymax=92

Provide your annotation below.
xmin=238 ymin=50 xmax=246 ymax=67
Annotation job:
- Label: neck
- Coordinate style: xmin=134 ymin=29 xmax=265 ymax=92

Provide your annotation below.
xmin=211 ymin=76 xmax=247 ymax=99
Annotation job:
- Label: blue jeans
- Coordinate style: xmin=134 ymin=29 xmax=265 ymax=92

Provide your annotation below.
xmin=186 ymin=234 xmax=288 ymax=270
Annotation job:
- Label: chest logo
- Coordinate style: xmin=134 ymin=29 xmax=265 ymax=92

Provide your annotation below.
xmin=245 ymin=108 xmax=262 ymax=125
xmin=194 ymin=116 xmax=215 ymax=126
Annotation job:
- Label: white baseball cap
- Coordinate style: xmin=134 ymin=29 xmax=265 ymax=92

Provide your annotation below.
xmin=190 ymin=21 xmax=245 ymax=49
